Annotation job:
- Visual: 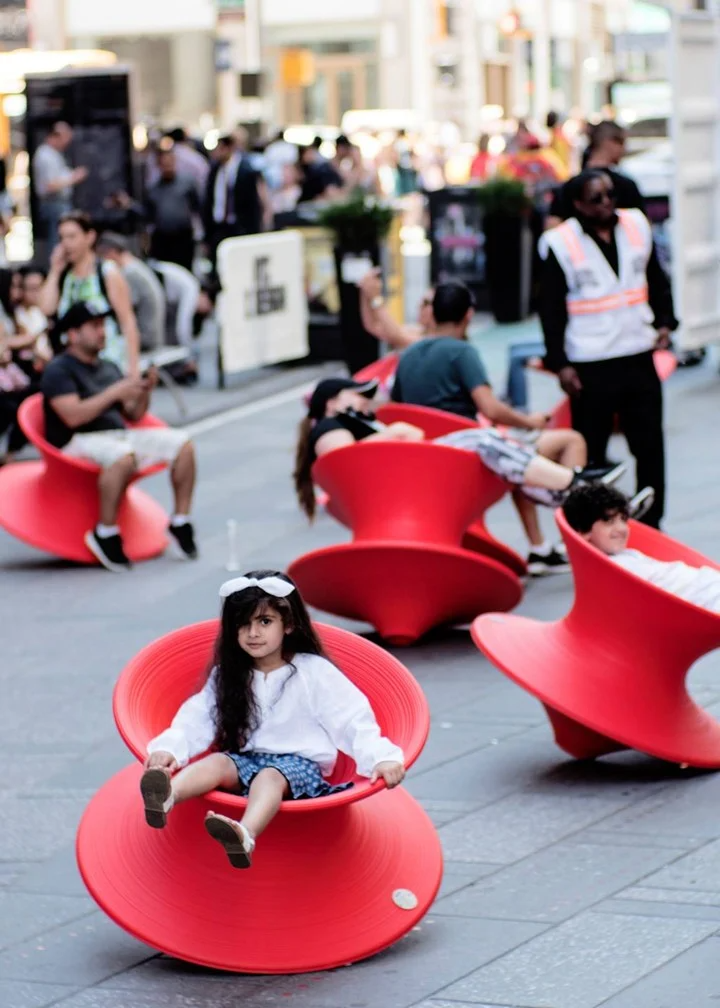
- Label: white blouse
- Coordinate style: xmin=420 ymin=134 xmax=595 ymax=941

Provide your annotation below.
xmin=146 ymin=652 xmax=404 ymax=778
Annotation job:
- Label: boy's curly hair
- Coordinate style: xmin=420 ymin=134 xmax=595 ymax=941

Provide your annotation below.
xmin=563 ymin=483 xmax=630 ymax=534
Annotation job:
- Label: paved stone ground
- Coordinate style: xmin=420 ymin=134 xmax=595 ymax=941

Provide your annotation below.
xmin=1 ymin=322 xmax=720 ymax=1008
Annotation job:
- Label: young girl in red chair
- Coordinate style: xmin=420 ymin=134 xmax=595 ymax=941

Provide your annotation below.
xmin=140 ymin=571 xmax=405 ymax=868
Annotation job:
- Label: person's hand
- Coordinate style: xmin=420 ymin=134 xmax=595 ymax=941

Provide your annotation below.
xmin=143 ymin=365 xmax=159 ymax=390
xmin=655 ymin=327 xmax=672 ymax=351
xmin=49 ymin=242 xmax=68 ymax=273
xmin=359 ymin=267 xmax=383 ymax=300
xmin=113 ymin=375 xmax=146 ymax=405
xmin=370 ymin=761 xmax=405 ymax=789
xmin=143 ymin=750 xmax=179 ymax=772
xmin=526 ymin=411 xmax=549 ymax=430
xmin=558 ymin=365 xmax=583 ymax=397
xmin=71 ymin=166 xmax=88 ymax=184
xmin=388 ymin=421 xmax=425 ymax=442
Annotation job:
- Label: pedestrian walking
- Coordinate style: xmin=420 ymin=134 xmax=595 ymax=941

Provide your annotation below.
xmin=539 ymin=170 xmax=678 ymax=529
xmin=203 ymin=135 xmax=267 ymax=275
xmin=32 ymin=122 xmax=88 ymax=254
xmin=145 ymin=149 xmax=200 ymax=273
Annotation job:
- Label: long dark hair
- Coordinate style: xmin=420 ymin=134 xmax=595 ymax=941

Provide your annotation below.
xmin=208 ymin=569 xmax=326 ymax=752
xmin=294 ymin=416 xmax=317 ymax=520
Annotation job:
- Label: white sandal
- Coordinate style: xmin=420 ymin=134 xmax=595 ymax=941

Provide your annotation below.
xmin=204 ymin=812 xmax=255 ymax=869
xmin=140 ymin=767 xmax=174 ymax=829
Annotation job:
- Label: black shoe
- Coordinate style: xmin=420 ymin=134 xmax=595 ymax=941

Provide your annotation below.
xmin=527 ymin=547 xmax=571 ymax=576
xmin=628 ymin=487 xmax=655 ymax=522
xmin=168 ymin=521 xmax=198 ymax=560
xmin=577 ymin=461 xmax=628 ymax=487
xmin=84 ymin=528 xmax=132 ymax=572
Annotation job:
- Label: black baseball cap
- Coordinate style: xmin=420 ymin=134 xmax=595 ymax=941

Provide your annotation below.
xmin=56 ymin=302 xmax=112 ymax=334
xmin=307 ymin=377 xmax=379 ymax=420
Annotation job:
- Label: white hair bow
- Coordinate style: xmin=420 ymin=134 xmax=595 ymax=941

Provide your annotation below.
xmin=219 ymin=576 xmax=295 ymax=599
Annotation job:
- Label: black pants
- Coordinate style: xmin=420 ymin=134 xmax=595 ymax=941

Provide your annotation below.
xmin=0 ymin=387 xmax=34 ymax=453
xmin=150 ymin=228 xmax=195 ymax=273
xmin=570 ymin=350 xmax=665 ymax=528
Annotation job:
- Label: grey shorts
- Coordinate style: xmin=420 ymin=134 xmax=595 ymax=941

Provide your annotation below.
xmin=435 ymin=428 xmax=559 ymax=508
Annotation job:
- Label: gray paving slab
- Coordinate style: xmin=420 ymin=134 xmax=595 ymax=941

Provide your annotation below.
xmin=596 ymin=934 xmax=720 ymax=1007
xmin=0 ymin=981 xmax=80 ymax=1008
xmin=204 ymin=916 xmax=546 ymax=1008
xmin=0 ymin=912 xmax=155 ymax=986
xmin=438 ymin=912 xmax=718 ymax=1008
xmin=432 ymin=840 xmax=688 ymax=923
xmin=0 ymin=892 xmax=94 ymax=952
xmin=634 ymin=837 xmax=720 ymax=895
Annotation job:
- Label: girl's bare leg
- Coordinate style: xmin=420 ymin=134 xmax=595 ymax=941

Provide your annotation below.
xmin=536 ymin=430 xmax=587 ymax=470
xmin=239 ymin=768 xmax=290 ymax=839
xmin=171 ymin=753 xmax=239 ymax=804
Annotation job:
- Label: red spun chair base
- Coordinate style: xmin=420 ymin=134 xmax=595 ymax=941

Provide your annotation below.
xmin=472 ymin=515 xmax=720 ymax=768
xmin=76 ymin=621 xmax=442 ymax=973
xmin=78 ymin=765 xmax=441 ymax=974
xmin=290 ymin=542 xmax=522 ymax=646
xmin=0 ymin=461 xmax=168 ymax=563
xmin=0 ymin=394 xmax=169 ymax=564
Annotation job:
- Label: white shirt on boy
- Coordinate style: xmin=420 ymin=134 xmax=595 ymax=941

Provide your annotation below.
xmin=612 ymin=549 xmax=720 ymax=613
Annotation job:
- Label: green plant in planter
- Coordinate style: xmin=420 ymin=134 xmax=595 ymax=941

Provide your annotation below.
xmin=317 ymin=192 xmax=394 ymax=252
xmin=476 ymin=177 xmax=532 ymax=216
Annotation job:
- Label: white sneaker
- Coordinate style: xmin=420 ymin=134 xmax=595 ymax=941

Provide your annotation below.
xmin=204 ymin=812 xmax=255 ymax=869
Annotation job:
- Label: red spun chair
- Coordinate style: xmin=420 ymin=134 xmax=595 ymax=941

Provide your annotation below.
xmin=76 ymin=620 xmax=442 ymax=974
xmin=353 ymin=351 xmax=399 ymax=387
xmin=376 ymin=403 xmax=527 ymax=576
xmin=0 ymin=393 xmax=169 ymax=564
xmin=290 ymin=440 xmax=522 ymax=645
xmin=472 ymin=512 xmax=720 ymax=767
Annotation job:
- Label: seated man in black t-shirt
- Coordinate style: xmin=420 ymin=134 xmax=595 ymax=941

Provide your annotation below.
xmin=40 ymin=302 xmax=198 ymax=572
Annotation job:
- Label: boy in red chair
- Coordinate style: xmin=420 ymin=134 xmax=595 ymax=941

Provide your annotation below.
xmin=564 ymin=484 xmax=720 ymax=613
xmin=40 ymin=302 xmax=198 ymax=572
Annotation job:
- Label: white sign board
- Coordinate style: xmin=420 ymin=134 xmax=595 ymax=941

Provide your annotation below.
xmin=217 ymin=231 xmax=309 ymax=374
xmin=670 ymin=9 xmax=720 ymax=349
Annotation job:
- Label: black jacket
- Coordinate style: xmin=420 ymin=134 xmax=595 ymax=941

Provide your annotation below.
xmin=203 ymin=156 xmax=262 ymax=236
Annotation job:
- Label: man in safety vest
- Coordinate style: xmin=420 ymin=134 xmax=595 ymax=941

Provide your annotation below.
xmin=539 ymin=169 xmax=678 ymax=529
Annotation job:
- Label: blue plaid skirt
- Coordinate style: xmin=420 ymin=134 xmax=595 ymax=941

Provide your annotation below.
xmin=226 ymin=751 xmax=353 ymax=800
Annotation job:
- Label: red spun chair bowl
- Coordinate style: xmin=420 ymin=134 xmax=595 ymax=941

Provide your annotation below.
xmin=472 ymin=512 xmax=720 ymax=767
xmin=353 ymin=352 xmax=399 ymax=387
xmin=376 ymin=402 xmax=527 ymax=576
xmin=290 ymin=440 xmax=522 ymax=645
xmin=0 ymin=393 xmax=169 ymax=564
xmin=76 ymin=620 xmax=442 ymax=974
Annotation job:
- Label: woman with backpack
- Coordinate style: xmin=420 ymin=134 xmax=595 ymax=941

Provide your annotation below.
xmin=39 ymin=211 xmax=141 ymax=376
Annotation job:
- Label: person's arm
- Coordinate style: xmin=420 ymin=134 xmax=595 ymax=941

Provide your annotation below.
xmin=358 ymin=269 xmax=419 ymax=348
xmin=471 ymin=385 xmax=546 ymax=430
xmin=257 ymin=177 xmax=273 ymax=232
xmin=7 ymin=327 xmax=37 ymax=352
xmin=122 ymin=367 xmax=157 ymax=422
xmin=104 ymin=267 xmax=141 ymax=378
xmin=40 ymin=244 xmax=68 ymax=316
xmin=539 ymin=249 xmax=582 ymax=395
xmin=314 ymin=422 xmax=424 ymax=459
xmin=306 ymin=658 xmax=405 ymax=781
xmin=646 ymin=242 xmax=678 ymax=340
xmin=45 ymin=378 xmax=140 ymax=431
xmin=145 ymin=671 xmax=218 ymax=769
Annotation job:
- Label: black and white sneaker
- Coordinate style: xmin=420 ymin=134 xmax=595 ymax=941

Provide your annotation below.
xmin=580 ymin=461 xmax=628 ymax=487
xmin=527 ymin=547 xmax=571 ymax=576
xmin=85 ymin=528 xmax=132 ymax=573
xmin=628 ymin=487 xmax=655 ymax=522
xmin=168 ymin=521 xmax=198 ymax=560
